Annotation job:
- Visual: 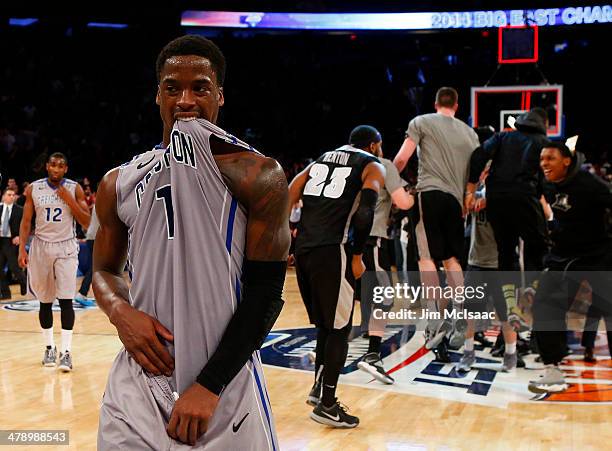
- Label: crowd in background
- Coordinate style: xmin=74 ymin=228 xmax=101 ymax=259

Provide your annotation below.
xmin=1 ymin=20 xmax=610 ymax=190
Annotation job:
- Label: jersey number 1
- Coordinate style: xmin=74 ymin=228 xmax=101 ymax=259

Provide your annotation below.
xmin=156 ymin=185 xmax=174 ymax=239
xmin=303 ymin=163 xmax=352 ymax=199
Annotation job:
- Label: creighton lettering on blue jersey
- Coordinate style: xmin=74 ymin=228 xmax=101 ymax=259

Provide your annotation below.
xmin=99 ymin=118 xmax=278 ymax=450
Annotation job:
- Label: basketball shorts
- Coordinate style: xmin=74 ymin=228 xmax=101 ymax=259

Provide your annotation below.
xmin=295 ymin=244 xmax=355 ymax=330
xmin=359 ymin=237 xmax=393 ymax=308
xmin=362 ymin=238 xmax=394 ymax=333
xmin=28 ymin=237 xmax=79 ymax=303
xmin=414 ymin=190 xmax=464 ymax=262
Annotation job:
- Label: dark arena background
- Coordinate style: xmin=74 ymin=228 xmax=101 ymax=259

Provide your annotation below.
xmin=1 ymin=1 xmax=611 ymax=450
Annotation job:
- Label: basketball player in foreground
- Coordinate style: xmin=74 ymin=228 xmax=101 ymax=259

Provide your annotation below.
xmin=290 ymin=125 xmax=385 ymax=428
xmin=93 ymin=36 xmax=290 ymax=448
xmin=19 ymin=153 xmax=91 ymax=372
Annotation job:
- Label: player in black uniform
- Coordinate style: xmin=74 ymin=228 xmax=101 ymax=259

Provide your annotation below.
xmin=529 ymin=141 xmax=612 ymax=393
xmin=289 ymin=125 xmax=385 ymax=428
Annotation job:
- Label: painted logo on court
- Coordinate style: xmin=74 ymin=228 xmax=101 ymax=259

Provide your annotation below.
xmin=261 ymin=326 xmax=612 ymax=405
xmin=2 ymin=299 xmax=97 ymax=312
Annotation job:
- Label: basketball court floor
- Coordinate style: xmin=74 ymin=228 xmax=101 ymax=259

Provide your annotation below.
xmin=1 ymin=268 xmax=611 ymax=450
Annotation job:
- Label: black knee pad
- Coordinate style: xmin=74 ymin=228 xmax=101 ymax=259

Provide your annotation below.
xmin=58 ymin=299 xmax=75 ymax=330
xmin=39 ymin=302 xmax=53 ymax=329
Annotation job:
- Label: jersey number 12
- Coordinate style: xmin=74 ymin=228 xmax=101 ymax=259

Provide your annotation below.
xmin=45 ymin=207 xmax=62 ymax=222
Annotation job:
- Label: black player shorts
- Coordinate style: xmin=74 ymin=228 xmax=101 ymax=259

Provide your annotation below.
xmin=414 ymin=190 xmax=464 ymax=262
xmin=357 ymin=237 xmax=393 ymax=311
xmin=295 ymin=244 xmax=355 ymax=330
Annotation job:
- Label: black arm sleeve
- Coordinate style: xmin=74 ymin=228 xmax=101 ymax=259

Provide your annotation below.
xmin=469 ymin=133 xmax=501 ymax=184
xmin=196 ymin=260 xmax=286 ymax=395
xmin=351 ymin=188 xmax=378 ymax=254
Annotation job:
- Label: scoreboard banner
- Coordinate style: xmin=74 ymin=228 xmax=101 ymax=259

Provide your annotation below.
xmin=182 ymin=6 xmax=612 ymax=30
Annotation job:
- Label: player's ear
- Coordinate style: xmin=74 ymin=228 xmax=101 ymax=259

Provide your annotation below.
xmin=156 ymin=85 xmax=161 ymax=105
xmin=218 ymin=86 xmax=224 ymax=107
xmin=453 ymin=103 xmax=459 ymax=112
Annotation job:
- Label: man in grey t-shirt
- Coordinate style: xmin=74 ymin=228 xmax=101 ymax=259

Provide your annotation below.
xmin=393 ymin=87 xmax=480 ymax=362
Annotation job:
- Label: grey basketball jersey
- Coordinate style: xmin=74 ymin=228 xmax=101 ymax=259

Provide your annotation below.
xmin=31 ymin=178 xmax=77 ymax=242
xmin=99 ymin=118 xmax=278 ymax=450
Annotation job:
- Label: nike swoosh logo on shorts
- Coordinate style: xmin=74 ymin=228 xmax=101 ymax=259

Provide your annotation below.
xmin=232 ymin=412 xmax=249 ymax=433
xmin=137 ymin=156 xmax=155 ymax=169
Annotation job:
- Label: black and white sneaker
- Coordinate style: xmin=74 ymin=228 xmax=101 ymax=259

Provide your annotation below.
xmin=432 ymin=337 xmax=451 ymax=363
xmin=358 ymin=352 xmax=394 ymax=384
xmin=310 ymin=400 xmax=359 ymax=428
xmin=306 ymin=380 xmax=322 ymax=406
xmin=425 ymin=320 xmax=453 ymax=350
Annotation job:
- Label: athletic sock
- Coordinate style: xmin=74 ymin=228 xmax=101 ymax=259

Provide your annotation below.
xmin=321 ymin=384 xmax=336 ymax=408
xmin=506 ymin=341 xmax=516 ymax=354
xmin=464 ymin=338 xmax=474 ymax=351
xmin=61 ymin=329 xmax=73 ymax=353
xmin=42 ymin=327 xmax=54 ymax=349
xmin=368 ymin=335 xmax=382 ymax=354
xmin=502 ymin=284 xmax=517 ymax=316
xmin=315 ymin=328 xmax=329 ymax=382
xmin=321 ymin=326 xmax=350 ymax=407
xmin=426 ymin=299 xmax=438 ymax=313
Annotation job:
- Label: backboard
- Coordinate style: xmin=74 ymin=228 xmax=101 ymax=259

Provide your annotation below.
xmin=470 ymin=85 xmax=563 ymax=138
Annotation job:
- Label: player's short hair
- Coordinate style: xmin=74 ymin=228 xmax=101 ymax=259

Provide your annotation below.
xmin=543 ymin=140 xmax=572 ymax=158
xmin=435 ymin=87 xmax=458 ymax=108
xmin=48 ymin=152 xmax=68 ymax=164
xmin=349 ymin=125 xmax=382 ymax=150
xmin=156 ymin=35 xmax=226 ymax=86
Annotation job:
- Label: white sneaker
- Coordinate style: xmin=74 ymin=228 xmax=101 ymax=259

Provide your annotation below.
xmin=528 ymin=366 xmax=568 ymax=393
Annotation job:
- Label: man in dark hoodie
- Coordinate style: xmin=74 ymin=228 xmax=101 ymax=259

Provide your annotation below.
xmin=528 ymin=141 xmax=612 ymax=393
xmin=466 ymin=107 xmax=550 ymax=272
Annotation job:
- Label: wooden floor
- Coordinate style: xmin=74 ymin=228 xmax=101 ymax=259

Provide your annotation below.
xmin=1 ymin=269 xmax=611 ymax=450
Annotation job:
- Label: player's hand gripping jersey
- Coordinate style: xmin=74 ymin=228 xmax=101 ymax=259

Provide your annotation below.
xmin=99 ymin=118 xmax=279 ymax=450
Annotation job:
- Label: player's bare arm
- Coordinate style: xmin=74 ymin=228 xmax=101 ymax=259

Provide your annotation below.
xmin=217 ymin=152 xmax=291 ymax=259
xmin=166 ymin=151 xmax=290 ymax=446
xmin=391 ymin=187 xmax=415 ymax=210
xmin=92 ymin=169 xmax=175 ymax=378
xmin=18 ymin=184 xmax=34 ymax=268
xmin=288 ymin=162 xmax=314 ymax=207
xmin=393 ymin=137 xmax=417 ymax=172
xmin=56 ymin=184 xmax=91 ymax=229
